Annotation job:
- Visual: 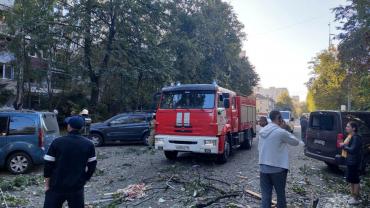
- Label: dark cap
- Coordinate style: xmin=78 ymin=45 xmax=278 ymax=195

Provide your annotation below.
xmin=65 ymin=116 xmax=85 ymax=129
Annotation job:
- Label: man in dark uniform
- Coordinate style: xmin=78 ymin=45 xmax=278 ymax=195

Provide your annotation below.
xmin=43 ymin=116 xmax=97 ymax=208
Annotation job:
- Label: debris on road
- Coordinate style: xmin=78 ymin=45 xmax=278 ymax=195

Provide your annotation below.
xmin=105 ymin=183 xmax=149 ymax=201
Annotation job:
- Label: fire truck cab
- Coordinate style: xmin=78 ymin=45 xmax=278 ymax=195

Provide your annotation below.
xmin=155 ymin=84 xmax=256 ymax=163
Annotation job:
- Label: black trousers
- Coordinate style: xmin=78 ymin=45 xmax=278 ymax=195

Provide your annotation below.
xmin=44 ymin=189 xmax=84 ymax=208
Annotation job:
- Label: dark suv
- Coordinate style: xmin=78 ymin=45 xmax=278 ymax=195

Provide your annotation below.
xmin=304 ymin=111 xmax=370 ymax=171
xmin=0 ymin=110 xmax=60 ymax=174
xmin=89 ymin=112 xmax=153 ymax=146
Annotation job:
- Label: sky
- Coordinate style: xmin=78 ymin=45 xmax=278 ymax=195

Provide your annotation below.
xmin=227 ymin=0 xmax=347 ymax=101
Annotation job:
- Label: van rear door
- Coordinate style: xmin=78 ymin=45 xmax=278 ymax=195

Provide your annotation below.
xmin=306 ymin=112 xmax=341 ymax=158
xmin=41 ymin=113 xmax=60 ymax=150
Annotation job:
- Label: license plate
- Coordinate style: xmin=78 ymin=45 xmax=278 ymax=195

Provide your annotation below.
xmin=314 ymin=139 xmax=325 ymax=146
xmin=175 ymin=145 xmax=189 ymax=150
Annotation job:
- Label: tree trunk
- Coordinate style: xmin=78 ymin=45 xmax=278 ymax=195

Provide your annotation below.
xmin=14 ymin=36 xmax=26 ymax=110
xmin=83 ymin=0 xmax=98 ymax=107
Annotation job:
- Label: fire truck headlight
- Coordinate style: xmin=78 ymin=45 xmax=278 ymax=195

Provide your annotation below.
xmin=204 ymin=140 xmax=217 ymax=146
xmin=155 ymin=138 xmax=164 ymax=145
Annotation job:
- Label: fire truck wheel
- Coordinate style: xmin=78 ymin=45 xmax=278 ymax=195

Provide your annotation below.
xmin=164 ymin=151 xmax=178 ymax=160
xmin=216 ymin=139 xmax=230 ymax=164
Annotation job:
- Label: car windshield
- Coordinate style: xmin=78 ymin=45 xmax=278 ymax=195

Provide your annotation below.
xmin=160 ymin=90 xmax=215 ymax=109
xmin=280 ymin=112 xmax=290 ymax=120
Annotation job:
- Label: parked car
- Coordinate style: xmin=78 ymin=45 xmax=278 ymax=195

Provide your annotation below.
xmin=89 ymin=112 xmax=153 ymax=146
xmin=304 ymin=111 xmax=370 ymax=172
xmin=0 ymin=110 xmax=60 ymax=174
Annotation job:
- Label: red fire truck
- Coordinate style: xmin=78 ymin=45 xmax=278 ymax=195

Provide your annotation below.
xmin=154 ymin=84 xmax=256 ymax=163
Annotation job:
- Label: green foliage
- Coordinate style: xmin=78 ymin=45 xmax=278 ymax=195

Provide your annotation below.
xmin=306 ymin=48 xmax=347 ymax=110
xmin=306 ymin=0 xmax=370 ymax=112
xmin=4 ymin=0 xmax=259 ymax=120
xmin=275 ymin=91 xmax=293 ymax=111
xmin=306 ymin=90 xmax=316 ymax=112
xmin=333 ymin=0 xmax=369 ymax=75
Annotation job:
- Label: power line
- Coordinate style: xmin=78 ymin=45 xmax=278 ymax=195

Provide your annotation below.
xmin=250 ymin=15 xmax=329 ymax=37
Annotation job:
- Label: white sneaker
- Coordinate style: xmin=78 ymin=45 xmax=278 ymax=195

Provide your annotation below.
xmin=348 ymin=197 xmax=360 ymax=205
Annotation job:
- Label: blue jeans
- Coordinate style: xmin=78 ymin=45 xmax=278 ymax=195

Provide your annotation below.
xmin=260 ymin=170 xmax=288 ymax=208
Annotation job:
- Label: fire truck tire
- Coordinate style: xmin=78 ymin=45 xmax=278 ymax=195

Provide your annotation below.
xmin=240 ymin=130 xmax=252 ymax=150
xmin=216 ymin=138 xmax=230 ymax=164
xmin=164 ymin=151 xmax=178 ymax=160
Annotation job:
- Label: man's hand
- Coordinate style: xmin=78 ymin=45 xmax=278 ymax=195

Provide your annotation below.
xmin=44 ymin=178 xmax=50 ymax=191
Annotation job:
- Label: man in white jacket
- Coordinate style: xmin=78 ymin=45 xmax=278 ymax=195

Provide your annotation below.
xmin=258 ymin=110 xmax=300 ymax=208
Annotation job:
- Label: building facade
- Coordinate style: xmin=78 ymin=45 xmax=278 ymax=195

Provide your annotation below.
xmin=256 ymin=94 xmax=275 ymax=116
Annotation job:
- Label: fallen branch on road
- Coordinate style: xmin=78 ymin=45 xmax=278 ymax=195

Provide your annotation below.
xmin=195 ymin=192 xmax=242 ymax=208
xmin=245 ymin=189 xmax=277 ymax=207
xmin=203 ymin=176 xmax=231 ymax=186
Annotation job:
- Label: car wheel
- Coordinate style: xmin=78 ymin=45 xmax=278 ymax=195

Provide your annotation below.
xmin=90 ymin=133 xmax=104 ymax=147
xmin=164 ymin=151 xmax=178 ymax=160
xmin=216 ymin=138 xmax=230 ymax=164
xmin=7 ymin=152 xmax=33 ymax=174
xmin=142 ymin=133 xmax=151 ymax=146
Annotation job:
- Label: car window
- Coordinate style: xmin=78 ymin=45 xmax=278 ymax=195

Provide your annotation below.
xmin=8 ymin=116 xmax=36 ymax=135
xmin=217 ymin=94 xmax=224 ymax=108
xmin=128 ymin=116 xmax=146 ymax=124
xmin=0 ymin=116 xmax=9 ymax=135
xmin=110 ymin=116 xmax=129 ymax=125
xmin=310 ymin=114 xmax=335 ymax=131
xmin=41 ymin=114 xmax=59 ymax=133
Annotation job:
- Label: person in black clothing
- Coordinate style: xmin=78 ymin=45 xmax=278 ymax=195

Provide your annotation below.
xmin=340 ymin=121 xmax=362 ymax=205
xmin=300 ymin=115 xmax=308 ymax=141
xmin=43 ymin=116 xmax=97 ymax=208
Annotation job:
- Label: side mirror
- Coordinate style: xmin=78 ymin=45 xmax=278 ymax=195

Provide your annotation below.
xmin=222 ymin=93 xmax=230 ymax=99
xmin=290 ymin=117 xmax=294 ymax=122
xmin=223 ymin=98 xmax=230 ymax=109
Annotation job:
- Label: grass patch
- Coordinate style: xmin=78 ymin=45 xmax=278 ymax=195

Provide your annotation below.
xmin=291 ymin=184 xmax=306 ymax=196
xmin=0 ymin=175 xmax=43 ymax=191
xmin=1 ymin=194 xmax=28 ymax=207
xmin=94 ymin=168 xmax=105 ymax=177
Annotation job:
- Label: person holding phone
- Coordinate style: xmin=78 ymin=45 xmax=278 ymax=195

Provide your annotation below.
xmin=258 ymin=110 xmax=300 ymax=208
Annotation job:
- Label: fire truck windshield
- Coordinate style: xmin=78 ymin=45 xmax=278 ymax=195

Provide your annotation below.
xmin=160 ymin=90 xmax=215 ymax=109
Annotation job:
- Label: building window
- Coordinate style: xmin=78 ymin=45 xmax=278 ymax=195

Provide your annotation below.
xmin=1 ymin=64 xmax=14 ymax=80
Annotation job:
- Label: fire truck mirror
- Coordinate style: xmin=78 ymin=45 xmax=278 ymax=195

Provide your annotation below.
xmin=222 ymin=93 xmax=230 ymax=99
xmin=223 ymin=98 xmax=230 ymax=109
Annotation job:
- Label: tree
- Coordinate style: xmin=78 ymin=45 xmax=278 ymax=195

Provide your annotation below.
xmin=306 ymin=91 xmax=316 ymax=112
xmin=333 ymin=0 xmax=369 ymax=75
xmin=306 ymin=48 xmax=347 ymax=110
xmin=333 ymin=0 xmax=370 ymax=110
xmin=3 ymin=0 xmax=260 ymax=119
xmin=275 ymin=91 xmax=293 ymax=111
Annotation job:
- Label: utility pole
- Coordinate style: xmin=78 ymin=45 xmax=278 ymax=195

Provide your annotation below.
xmin=346 ymin=68 xmax=351 ymax=111
xmin=328 ymin=23 xmax=335 ymax=49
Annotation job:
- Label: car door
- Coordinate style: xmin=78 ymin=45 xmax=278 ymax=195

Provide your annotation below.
xmin=307 ymin=112 xmax=339 ymax=157
xmin=123 ymin=115 xmax=149 ymax=141
xmin=0 ymin=116 xmax=10 ymax=159
xmin=105 ymin=115 xmax=130 ymax=140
